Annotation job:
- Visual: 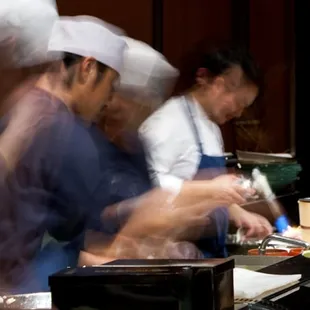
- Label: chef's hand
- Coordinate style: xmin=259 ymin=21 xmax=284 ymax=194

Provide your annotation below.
xmin=228 ymin=204 xmax=273 ymax=239
xmin=101 ymin=188 xmax=218 ymax=250
xmin=78 ymin=250 xmax=114 ymax=266
xmin=207 ymin=174 xmax=255 ymax=206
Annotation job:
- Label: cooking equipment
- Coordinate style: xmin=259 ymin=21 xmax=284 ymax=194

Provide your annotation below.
xmin=49 ymin=259 xmax=234 ymax=310
xmin=248 ymin=249 xmax=289 ymax=256
xmin=258 ymin=234 xmax=310 ymax=255
xmin=289 ymin=248 xmax=304 ymax=256
xmin=234 ymin=168 xmax=290 ymax=233
xmin=232 ymin=255 xmax=289 ymax=272
xmin=226 ymin=232 xmax=300 ymax=255
xmin=0 ymin=293 xmax=51 ymax=309
xmin=251 ymin=168 xmax=290 ymax=233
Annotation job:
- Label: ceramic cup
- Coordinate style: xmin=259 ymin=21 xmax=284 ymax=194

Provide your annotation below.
xmin=298 ymin=198 xmax=310 ymax=243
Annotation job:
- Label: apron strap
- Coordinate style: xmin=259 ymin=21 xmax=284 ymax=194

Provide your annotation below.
xmin=182 ymin=96 xmax=204 ymax=155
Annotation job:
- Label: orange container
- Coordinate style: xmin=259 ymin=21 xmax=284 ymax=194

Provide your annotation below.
xmin=248 ymin=249 xmax=289 ymax=256
xmin=289 ymin=248 xmax=304 ymax=256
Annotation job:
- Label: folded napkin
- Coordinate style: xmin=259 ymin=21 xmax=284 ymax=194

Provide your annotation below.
xmin=234 ymin=267 xmax=301 ymax=301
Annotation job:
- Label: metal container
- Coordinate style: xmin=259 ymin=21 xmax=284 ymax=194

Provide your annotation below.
xmin=0 ymin=293 xmax=51 ymax=309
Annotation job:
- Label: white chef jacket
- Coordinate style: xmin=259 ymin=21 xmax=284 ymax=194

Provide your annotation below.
xmin=139 ymin=95 xmax=224 ymax=194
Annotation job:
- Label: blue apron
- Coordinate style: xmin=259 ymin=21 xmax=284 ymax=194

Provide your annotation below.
xmin=12 ymin=240 xmax=79 ymax=294
xmin=183 ymin=97 xmax=229 ymax=258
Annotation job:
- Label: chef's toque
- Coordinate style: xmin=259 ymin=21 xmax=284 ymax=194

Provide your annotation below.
xmin=48 ymin=16 xmax=127 ymax=74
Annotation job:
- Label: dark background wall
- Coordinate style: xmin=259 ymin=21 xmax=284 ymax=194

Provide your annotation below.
xmin=56 ymin=0 xmax=295 ymax=155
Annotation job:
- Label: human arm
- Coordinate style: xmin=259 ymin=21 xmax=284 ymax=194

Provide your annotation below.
xmin=138 ymin=106 xmax=191 ymax=194
xmin=78 ymin=251 xmax=114 ymax=266
xmin=101 ymin=172 xmax=256 ymax=238
xmin=139 ymin=108 xmax=252 ymax=205
xmin=228 ymin=204 xmax=273 ymax=239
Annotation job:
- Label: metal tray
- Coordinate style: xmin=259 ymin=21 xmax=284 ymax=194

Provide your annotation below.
xmin=226 ymin=234 xmax=301 ymax=248
xmin=0 ymin=293 xmax=51 ymax=309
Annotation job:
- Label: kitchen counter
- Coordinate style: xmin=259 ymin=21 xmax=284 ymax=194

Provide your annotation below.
xmin=7 ymin=254 xmax=310 ymax=310
xmin=260 ymin=254 xmax=310 ymax=278
xmin=236 ymin=254 xmax=310 ymax=309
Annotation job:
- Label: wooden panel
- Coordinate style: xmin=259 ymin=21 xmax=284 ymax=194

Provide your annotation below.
xmin=56 ymin=0 xmax=153 ymax=44
xmin=163 ymin=0 xmax=232 ymax=90
xmin=234 ymin=0 xmax=294 ymax=153
xmin=54 ymin=0 xmax=294 ymax=154
xmin=162 ymin=0 xmax=235 ymax=151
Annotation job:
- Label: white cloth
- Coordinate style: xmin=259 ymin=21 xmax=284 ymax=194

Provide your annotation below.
xmin=234 ymin=268 xmax=301 ymax=301
xmin=117 ymin=37 xmax=179 ymax=106
xmin=0 ymin=0 xmax=59 ymax=67
xmin=139 ymin=95 xmax=224 ymax=193
xmin=48 ymin=16 xmax=127 ymax=74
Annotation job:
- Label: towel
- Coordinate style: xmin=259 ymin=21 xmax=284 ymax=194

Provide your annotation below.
xmin=234 ymin=267 xmax=301 ymax=301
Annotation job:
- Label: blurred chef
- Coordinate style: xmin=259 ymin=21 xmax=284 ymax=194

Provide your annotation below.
xmin=0 ymin=0 xmax=59 ymax=169
xmin=139 ymin=46 xmax=272 ymax=257
xmin=0 ymin=0 xmax=61 ymax=294
xmin=99 ymin=36 xmax=178 ymax=192
xmin=0 ymin=16 xmax=126 ymax=293
xmin=99 ymin=38 xmax=257 ymax=231
xmin=78 ymin=39 xmax=262 ymax=265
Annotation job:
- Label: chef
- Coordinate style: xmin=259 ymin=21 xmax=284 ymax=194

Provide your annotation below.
xmin=78 ymin=39 xmax=263 ymax=265
xmin=0 ymin=16 xmax=127 ymax=293
xmin=98 ymin=37 xmax=257 ymax=232
xmin=99 ymin=36 xmax=179 ymax=193
xmin=139 ymin=46 xmax=272 ymax=257
xmin=0 ymin=0 xmax=61 ymax=293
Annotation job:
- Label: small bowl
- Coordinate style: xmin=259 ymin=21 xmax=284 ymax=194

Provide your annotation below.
xmin=289 ymin=248 xmax=304 ymax=256
xmin=248 ymin=249 xmax=289 ymax=256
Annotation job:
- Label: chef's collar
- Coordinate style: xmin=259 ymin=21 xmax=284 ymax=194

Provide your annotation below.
xmin=189 ymin=94 xmax=211 ymax=121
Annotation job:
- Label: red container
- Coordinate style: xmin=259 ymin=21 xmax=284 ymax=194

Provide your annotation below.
xmin=248 ymin=249 xmax=289 ymax=256
xmin=289 ymin=248 xmax=304 ymax=256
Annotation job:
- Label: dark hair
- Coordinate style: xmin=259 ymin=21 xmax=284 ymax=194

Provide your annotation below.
xmin=200 ymin=46 xmax=262 ymax=88
xmin=62 ymin=52 xmax=108 ymax=88
xmin=176 ymin=41 xmax=263 ymax=94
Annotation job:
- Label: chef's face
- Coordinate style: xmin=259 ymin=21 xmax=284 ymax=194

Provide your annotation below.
xmin=103 ymin=92 xmax=153 ymax=132
xmin=68 ymin=57 xmax=118 ymax=122
xmin=99 ymin=93 xmax=153 ymax=151
xmin=197 ymin=66 xmax=259 ymax=125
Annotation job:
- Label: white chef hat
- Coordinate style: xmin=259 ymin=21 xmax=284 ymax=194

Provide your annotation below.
xmin=117 ymin=37 xmax=179 ymax=106
xmin=76 ymin=15 xmax=126 ymax=37
xmin=48 ymin=16 xmax=127 ymax=74
xmin=0 ymin=0 xmax=59 ymax=67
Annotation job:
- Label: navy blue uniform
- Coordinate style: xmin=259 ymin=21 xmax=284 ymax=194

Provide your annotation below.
xmin=0 ymin=88 xmax=151 ymax=293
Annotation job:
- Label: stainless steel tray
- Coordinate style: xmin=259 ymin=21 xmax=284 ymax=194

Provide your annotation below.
xmin=226 ymin=234 xmax=301 ymax=248
xmin=0 ymin=293 xmax=51 ymax=309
